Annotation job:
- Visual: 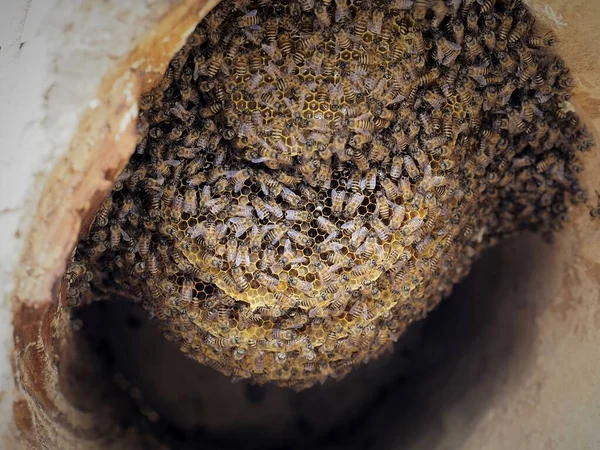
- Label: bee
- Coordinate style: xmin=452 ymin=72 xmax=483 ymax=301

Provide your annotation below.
xmin=315 ymin=4 xmax=331 ymax=28
xmin=298 ymin=0 xmax=315 ymax=11
xmin=496 ymin=51 xmax=517 ymax=73
xmin=232 ymin=266 xmax=249 ymax=292
xmin=498 ymin=79 xmax=517 ymax=106
xmin=590 ymin=191 xmax=600 ymax=219
xmin=266 ymin=223 xmax=287 ymax=245
xmin=368 ymin=9 xmax=385 ymax=34
xmin=285 ymin=209 xmax=311 ymax=222
xmin=205 ymin=195 xmax=230 ymax=216
xmin=402 ymin=217 xmax=424 ymax=236
xmin=179 ymin=279 xmax=194 ymax=305
xmin=248 ymin=53 xmax=264 ymax=73
xmin=380 ymin=175 xmax=400 ymax=201
xmin=481 ymin=28 xmax=496 ymax=51
xmin=224 ymin=237 xmax=239 ymax=265
xmin=281 ymin=187 xmax=302 ymax=207
xmin=350 ymin=225 xmax=369 ymax=250
xmin=206 ymin=53 xmax=224 ymax=78
xmin=259 ymin=245 xmax=277 ymax=270
xmin=333 ymin=0 xmax=350 ymax=22
xmin=278 ymin=32 xmax=292 ymax=56
xmin=235 ymin=242 xmax=251 ymax=268
xmin=298 ymin=33 xmax=321 ymax=52
xmin=497 ymin=13 xmax=513 ymax=41
xmin=506 ymin=106 xmax=527 ymax=133
xmin=464 ymin=34 xmax=483 ymax=60
xmin=399 ymin=177 xmax=413 ymax=201
xmin=528 ymin=33 xmax=555 ymax=47
xmin=371 ymin=217 xmax=391 ymax=241
xmin=508 ymin=19 xmax=529 ymax=43
xmin=288 ymin=277 xmax=313 ymax=295
xmin=288 ymin=229 xmax=312 ymax=247
xmin=368 ymin=138 xmax=387 ymax=163
xmin=536 ymin=154 xmax=557 ymax=172
xmin=416 ymin=68 xmax=440 ymax=87
xmin=343 ymin=192 xmax=364 ymax=217
xmin=118 ymin=196 xmax=136 ymax=220
xmin=255 ymin=271 xmax=280 ymax=291
xmin=183 ymin=189 xmax=198 ymax=215
xmin=331 ymin=189 xmax=346 ymax=216
xmin=413 ymin=0 xmax=428 ymax=20
xmin=261 ymin=42 xmax=284 ymax=63
xmin=335 ymin=29 xmax=353 ymax=50
xmin=466 ymin=9 xmax=478 ymax=32
xmin=95 ymin=197 xmax=113 ymax=227
xmin=315 ymin=216 xmax=337 ymax=235
xmin=478 ymin=0 xmax=495 ymax=14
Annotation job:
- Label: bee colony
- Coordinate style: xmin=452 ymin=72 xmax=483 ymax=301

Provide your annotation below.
xmin=66 ymin=0 xmax=592 ymax=390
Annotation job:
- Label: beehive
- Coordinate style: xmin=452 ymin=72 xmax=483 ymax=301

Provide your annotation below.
xmin=67 ymin=0 xmax=592 ymax=389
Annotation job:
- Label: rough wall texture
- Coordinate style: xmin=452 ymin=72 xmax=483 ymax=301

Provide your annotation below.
xmin=1 ymin=0 xmax=218 ymax=447
xmin=0 ymin=0 xmax=598 ymax=449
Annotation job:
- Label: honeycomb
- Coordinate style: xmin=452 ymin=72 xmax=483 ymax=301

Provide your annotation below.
xmin=67 ymin=0 xmax=593 ymax=389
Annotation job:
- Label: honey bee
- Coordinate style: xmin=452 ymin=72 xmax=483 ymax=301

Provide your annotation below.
xmin=255 ymin=271 xmax=280 ymax=292
xmin=95 ymin=197 xmax=113 ymax=227
xmin=118 ymin=196 xmax=136 ymax=220
xmin=315 ymin=4 xmax=331 ymax=28
xmin=232 ymin=266 xmax=250 ymax=292
xmin=277 ymin=31 xmax=292 ymax=56
xmin=288 ymin=277 xmax=313 ymax=295
xmin=261 ymin=42 xmax=284 ymax=63
xmin=266 ymin=223 xmax=287 ymax=245
xmin=334 ymin=0 xmax=350 ymax=22
xmin=280 ymin=187 xmax=302 ymax=207
xmin=509 ymin=19 xmax=531 ymax=44
xmin=380 ymin=175 xmax=400 ymax=201
xmin=413 ymin=0 xmax=428 ymax=20
xmin=344 ymin=192 xmax=365 ymax=217
xmin=430 ymin=0 xmax=447 ymax=28
xmin=589 ymin=191 xmax=600 ymax=219
xmin=416 ymin=67 xmax=440 ymax=87
xmin=478 ymin=0 xmax=495 ymax=14
xmin=235 ymin=242 xmax=251 ymax=268
xmin=183 ymin=189 xmax=198 ymax=215
xmin=402 ymin=217 xmax=424 ymax=236
xmin=237 ymin=9 xmax=260 ymax=28
xmin=496 ymin=12 xmax=513 ymax=41
xmin=316 ymin=216 xmax=338 ymax=235
xmin=350 ymin=225 xmax=369 ymax=250
xmin=288 ymin=229 xmax=312 ymax=247
xmin=535 ymin=154 xmax=557 ymax=172
xmin=298 ymin=0 xmax=315 ymax=11
xmin=335 ymin=29 xmax=353 ymax=50
xmin=368 ymin=9 xmax=384 ymax=35
xmin=285 ymin=209 xmax=311 ymax=222
xmin=259 ymin=245 xmax=276 ymax=270
xmin=331 ymin=189 xmax=346 ymax=216
xmin=179 ymin=279 xmax=194 ymax=305
xmin=206 ymin=195 xmax=230 ymax=216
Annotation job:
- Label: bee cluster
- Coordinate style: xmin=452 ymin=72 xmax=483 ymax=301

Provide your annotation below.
xmin=67 ymin=0 xmax=592 ymax=389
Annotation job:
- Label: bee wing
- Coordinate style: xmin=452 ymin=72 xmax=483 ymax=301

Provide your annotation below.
xmin=472 ymin=75 xmax=488 ymax=86
xmin=188 ymin=223 xmax=206 ymax=239
xmin=120 ymin=229 xmax=131 ymax=242
xmin=216 ymin=223 xmax=229 ymax=238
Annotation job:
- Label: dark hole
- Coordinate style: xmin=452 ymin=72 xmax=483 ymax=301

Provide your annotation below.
xmin=73 ymin=234 xmax=540 ymax=449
